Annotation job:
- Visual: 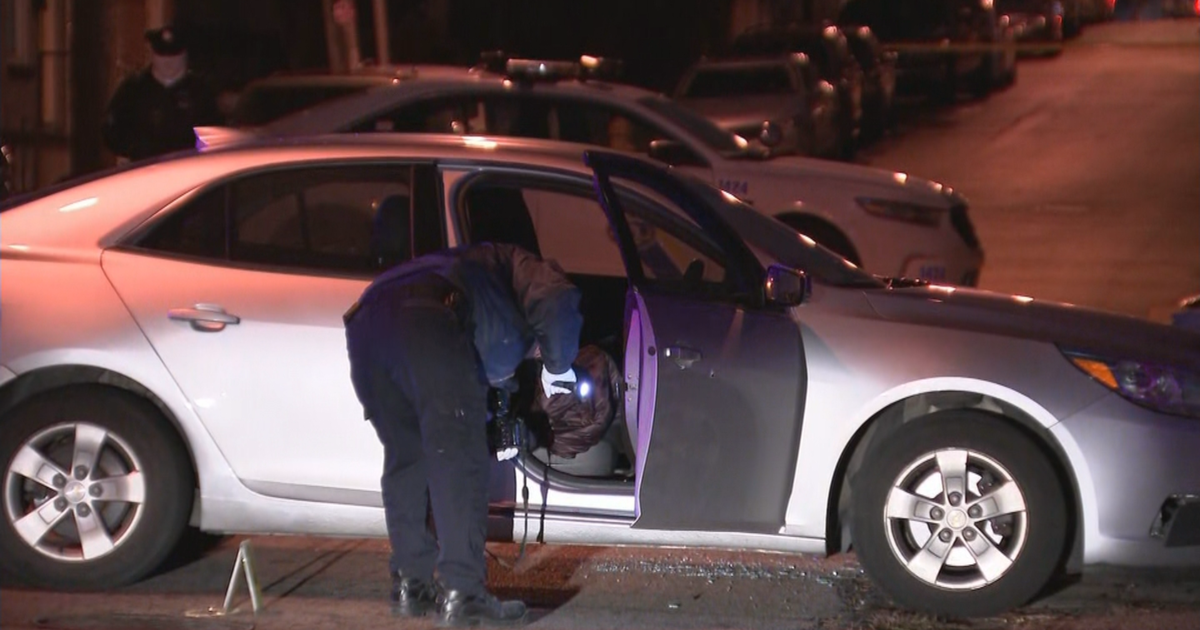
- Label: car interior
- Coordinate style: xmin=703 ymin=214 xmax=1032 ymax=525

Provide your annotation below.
xmin=459 ymin=181 xmax=634 ymax=481
xmin=448 ymin=171 xmax=738 ymax=487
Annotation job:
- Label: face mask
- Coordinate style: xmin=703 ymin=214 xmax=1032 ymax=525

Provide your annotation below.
xmin=151 ymin=53 xmax=187 ymax=86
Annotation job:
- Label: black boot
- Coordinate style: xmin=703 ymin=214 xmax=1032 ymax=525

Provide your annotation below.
xmin=391 ymin=572 xmax=439 ymax=617
xmin=437 ymin=588 xmax=527 ymax=627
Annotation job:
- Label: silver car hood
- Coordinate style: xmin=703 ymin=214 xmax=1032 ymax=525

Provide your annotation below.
xmin=864 ymin=285 xmax=1200 ymax=371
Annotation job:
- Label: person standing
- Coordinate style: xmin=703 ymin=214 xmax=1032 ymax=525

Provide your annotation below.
xmin=102 ymin=26 xmax=222 ymax=162
xmin=343 ymin=242 xmax=582 ymax=626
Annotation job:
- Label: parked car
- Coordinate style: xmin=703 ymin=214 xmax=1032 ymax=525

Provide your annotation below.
xmin=997 ymin=0 xmax=1066 ymax=56
xmin=729 ymin=23 xmax=865 ymax=158
xmin=838 ymin=0 xmax=1016 ymax=102
xmin=211 ymin=57 xmax=983 ymax=285
xmin=840 ymin=25 xmax=897 ymax=141
xmin=672 ymin=53 xmax=845 ymax=159
xmin=3 ymin=134 xmax=1199 ymax=619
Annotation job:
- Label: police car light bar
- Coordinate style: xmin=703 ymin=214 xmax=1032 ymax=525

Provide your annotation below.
xmin=579 ymin=54 xmax=623 ymax=80
xmin=505 ymin=59 xmax=581 ymax=82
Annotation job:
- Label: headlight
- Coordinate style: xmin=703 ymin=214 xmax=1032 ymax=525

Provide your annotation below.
xmin=856 ymin=197 xmax=944 ymax=226
xmin=1063 ymin=350 xmax=1200 ymax=419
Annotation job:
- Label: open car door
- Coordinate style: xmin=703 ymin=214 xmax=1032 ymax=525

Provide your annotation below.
xmin=586 ymin=150 xmax=808 ymax=534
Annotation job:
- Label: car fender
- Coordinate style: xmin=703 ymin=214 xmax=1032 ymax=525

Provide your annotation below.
xmin=0 ymin=256 xmax=247 ymax=525
xmin=779 ymin=290 xmax=1105 ymax=542
xmin=782 ymin=375 xmax=1070 ymax=536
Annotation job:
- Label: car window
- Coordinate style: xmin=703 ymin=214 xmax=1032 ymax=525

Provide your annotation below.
xmin=634 ymin=95 xmax=744 ymax=157
xmin=349 ymin=96 xmax=489 ymax=134
xmin=136 ymin=164 xmax=418 ymax=275
xmin=681 ymin=65 xmax=796 ymax=99
xmin=550 ymin=100 xmax=664 ymax=154
xmin=456 ymin=174 xmax=731 ymax=298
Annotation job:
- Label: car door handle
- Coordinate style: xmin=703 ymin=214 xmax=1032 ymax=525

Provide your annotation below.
xmin=168 ymin=304 xmax=241 ymax=332
xmin=663 ymin=346 xmax=703 ymax=370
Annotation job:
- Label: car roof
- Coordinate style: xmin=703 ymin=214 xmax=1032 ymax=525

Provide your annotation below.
xmin=0 ymin=133 xmax=639 ymax=250
xmin=264 ymin=65 xmax=665 ymax=135
xmin=242 ymin=64 xmax=478 ymax=89
xmin=204 ymin=131 xmax=610 ymax=171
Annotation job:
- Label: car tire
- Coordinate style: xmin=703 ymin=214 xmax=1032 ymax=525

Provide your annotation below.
xmin=0 ymin=385 xmax=194 ymax=590
xmin=777 ymin=216 xmax=861 ymax=266
xmin=851 ymin=410 xmax=1068 ymax=618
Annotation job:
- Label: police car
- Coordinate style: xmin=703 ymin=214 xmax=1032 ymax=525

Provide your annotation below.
xmin=216 ymin=56 xmax=984 ymax=285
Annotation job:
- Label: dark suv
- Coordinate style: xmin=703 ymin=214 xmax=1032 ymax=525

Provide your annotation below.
xmin=838 ymin=0 xmax=1015 ymax=101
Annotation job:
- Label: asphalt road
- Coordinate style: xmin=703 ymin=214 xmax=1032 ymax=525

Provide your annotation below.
xmin=3 ymin=17 xmax=1199 ymax=630
xmin=858 ymin=17 xmax=1200 ymax=324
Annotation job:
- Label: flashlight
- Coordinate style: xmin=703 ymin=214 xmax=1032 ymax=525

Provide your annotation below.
xmin=552 ymin=376 xmax=593 ymax=400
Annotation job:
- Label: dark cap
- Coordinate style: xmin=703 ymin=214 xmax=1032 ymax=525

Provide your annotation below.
xmin=145 ymin=26 xmax=186 ymax=56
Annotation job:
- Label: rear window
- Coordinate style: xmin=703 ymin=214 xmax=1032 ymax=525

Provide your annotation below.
xmin=230 ymin=84 xmax=374 ymax=127
xmin=682 ymin=66 xmax=795 ymax=99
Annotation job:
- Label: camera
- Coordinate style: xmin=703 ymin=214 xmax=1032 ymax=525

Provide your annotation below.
xmin=487 ymin=388 xmax=526 ymax=461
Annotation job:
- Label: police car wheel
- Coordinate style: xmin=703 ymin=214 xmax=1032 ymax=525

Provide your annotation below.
xmin=851 ymin=410 xmax=1068 ymax=618
xmin=0 ymin=385 xmax=194 ymax=590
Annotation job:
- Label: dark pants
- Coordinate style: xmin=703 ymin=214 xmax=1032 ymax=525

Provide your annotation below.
xmin=345 ymin=278 xmax=491 ymax=595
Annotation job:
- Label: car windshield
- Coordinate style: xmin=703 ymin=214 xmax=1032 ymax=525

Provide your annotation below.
xmin=681 ymin=65 xmax=795 ymax=99
xmin=635 ymin=95 xmax=763 ymax=159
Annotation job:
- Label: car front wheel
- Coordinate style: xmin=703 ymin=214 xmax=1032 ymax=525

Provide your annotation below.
xmin=851 ymin=410 xmax=1068 ymax=618
xmin=0 ymin=385 xmax=194 ymax=589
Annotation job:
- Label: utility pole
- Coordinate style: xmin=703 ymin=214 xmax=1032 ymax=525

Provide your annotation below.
xmin=373 ymin=0 xmax=390 ymax=66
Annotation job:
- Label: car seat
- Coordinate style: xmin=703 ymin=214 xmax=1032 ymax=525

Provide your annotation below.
xmin=370 ymin=193 xmax=412 ymax=270
xmin=465 ymin=186 xmax=542 ymax=257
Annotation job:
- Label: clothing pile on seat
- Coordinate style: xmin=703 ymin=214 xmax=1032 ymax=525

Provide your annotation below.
xmin=533 ymin=344 xmax=624 ymax=459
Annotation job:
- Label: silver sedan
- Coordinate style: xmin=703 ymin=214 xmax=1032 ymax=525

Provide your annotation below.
xmin=1 ymin=134 xmax=1198 ymax=619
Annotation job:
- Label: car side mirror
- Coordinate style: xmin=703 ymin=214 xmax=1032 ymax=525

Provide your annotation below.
xmin=648 ymin=139 xmax=706 ymax=167
xmin=759 ymin=121 xmax=784 ymax=148
xmin=765 ymin=264 xmax=811 ymax=306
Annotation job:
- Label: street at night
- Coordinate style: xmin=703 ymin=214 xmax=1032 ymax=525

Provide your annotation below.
xmin=3 ymin=15 xmax=1198 ymax=630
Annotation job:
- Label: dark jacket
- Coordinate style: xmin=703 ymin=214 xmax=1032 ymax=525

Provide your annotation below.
xmin=102 ymin=69 xmax=221 ymax=161
xmin=360 ymin=243 xmax=583 ymax=389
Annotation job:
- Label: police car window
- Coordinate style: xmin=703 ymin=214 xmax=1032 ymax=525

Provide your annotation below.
xmin=490 ymin=95 xmax=553 ymax=139
xmin=635 ymin=96 xmax=743 ymax=156
xmin=138 ymin=165 xmax=415 ymax=275
xmin=550 ymin=101 xmax=664 ymax=154
xmin=350 ymin=97 xmax=487 ymax=134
